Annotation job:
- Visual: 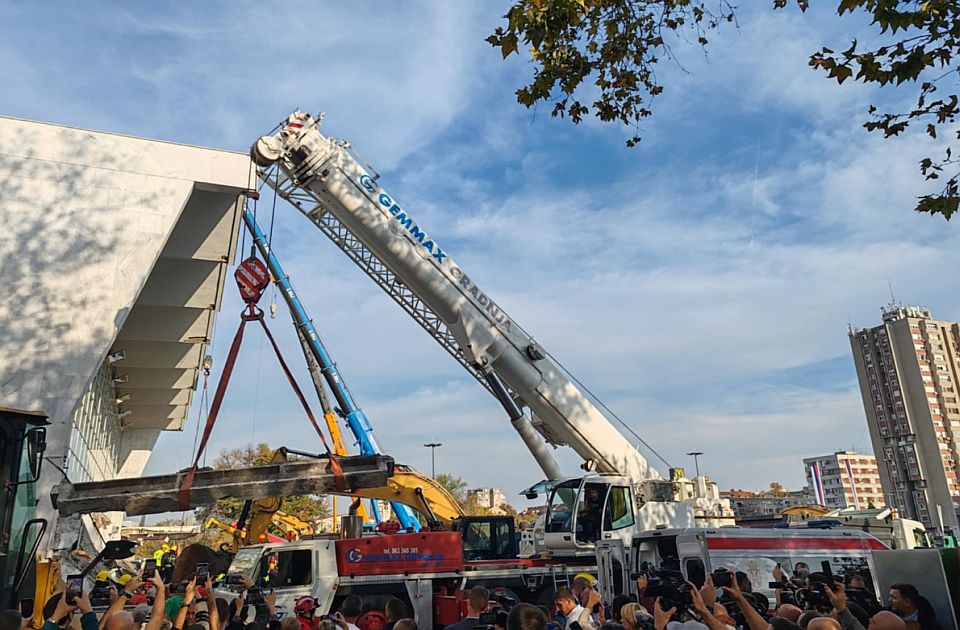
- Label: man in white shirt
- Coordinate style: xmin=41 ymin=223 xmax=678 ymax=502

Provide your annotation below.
xmin=553 ymin=588 xmax=596 ymax=630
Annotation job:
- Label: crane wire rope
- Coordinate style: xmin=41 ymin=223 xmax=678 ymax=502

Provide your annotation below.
xmin=540 ymin=344 xmax=672 ymax=470
xmin=488 ymin=290 xmax=672 ymax=469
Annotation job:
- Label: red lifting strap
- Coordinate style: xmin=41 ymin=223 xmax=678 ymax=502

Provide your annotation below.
xmin=178 ymin=305 xmax=346 ymax=510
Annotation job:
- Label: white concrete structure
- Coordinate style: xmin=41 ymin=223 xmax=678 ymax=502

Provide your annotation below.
xmin=0 ymin=115 xmax=252 ymax=549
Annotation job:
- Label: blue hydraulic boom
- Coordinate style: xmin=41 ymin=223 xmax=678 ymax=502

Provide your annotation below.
xmin=242 ymin=206 xmax=420 ymax=531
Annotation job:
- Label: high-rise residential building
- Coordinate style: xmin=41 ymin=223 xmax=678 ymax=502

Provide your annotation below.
xmin=849 ymin=303 xmax=960 ymax=532
xmin=803 ymin=451 xmax=885 ymax=511
xmin=466 ymin=487 xmax=508 ymax=512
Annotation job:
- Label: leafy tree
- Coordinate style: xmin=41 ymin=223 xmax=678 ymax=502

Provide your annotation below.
xmin=195 ymin=443 xmax=329 ymax=535
xmin=774 ymin=0 xmax=960 ymax=219
xmin=768 ymin=482 xmax=788 ymax=497
xmin=487 ymin=0 xmax=736 ymax=147
xmin=434 ymin=473 xmax=470 ymax=504
xmin=490 ymin=1 xmax=960 ymax=218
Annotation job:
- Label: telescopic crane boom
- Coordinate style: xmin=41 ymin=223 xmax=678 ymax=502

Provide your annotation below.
xmin=252 ymin=111 xmax=732 ymax=553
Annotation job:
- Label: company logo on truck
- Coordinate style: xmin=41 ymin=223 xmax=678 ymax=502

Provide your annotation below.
xmin=358 ymin=173 xmax=512 ymax=333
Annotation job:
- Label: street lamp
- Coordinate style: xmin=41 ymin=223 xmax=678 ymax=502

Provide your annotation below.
xmin=424 ymin=443 xmax=442 ymax=478
xmin=686 ymin=451 xmax=703 ymax=478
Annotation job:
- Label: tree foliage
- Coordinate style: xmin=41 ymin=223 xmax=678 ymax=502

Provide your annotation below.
xmin=487 ymin=0 xmax=736 ymax=147
xmin=434 ymin=473 xmax=470 ymax=504
xmin=491 ymin=0 xmax=960 ymax=219
xmin=776 ymin=0 xmax=960 ymax=219
xmin=195 ymin=443 xmax=329 ymax=534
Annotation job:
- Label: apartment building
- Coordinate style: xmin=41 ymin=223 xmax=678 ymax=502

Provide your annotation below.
xmin=849 ymin=303 xmax=960 ymax=531
xmin=804 ymin=451 xmax=885 ymax=510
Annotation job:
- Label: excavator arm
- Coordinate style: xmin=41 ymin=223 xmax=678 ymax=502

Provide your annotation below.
xmin=330 ymin=465 xmax=464 ymax=529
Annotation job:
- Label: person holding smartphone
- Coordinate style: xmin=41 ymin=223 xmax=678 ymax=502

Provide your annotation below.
xmin=41 ymin=583 xmax=96 ymax=630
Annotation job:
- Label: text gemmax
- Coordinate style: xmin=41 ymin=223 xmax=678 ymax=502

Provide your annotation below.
xmin=358 ymin=173 xmax=513 ymax=332
xmin=359 ymin=174 xmax=446 ymax=264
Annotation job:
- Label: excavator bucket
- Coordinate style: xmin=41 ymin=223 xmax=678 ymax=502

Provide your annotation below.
xmin=51 ymin=454 xmax=393 ymax=516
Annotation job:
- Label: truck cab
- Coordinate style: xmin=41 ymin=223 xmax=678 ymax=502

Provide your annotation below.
xmin=451 ymin=516 xmax=518 ymax=560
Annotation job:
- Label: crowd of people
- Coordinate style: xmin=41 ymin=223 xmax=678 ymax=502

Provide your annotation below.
xmin=531 ymin=566 xmax=942 ymax=630
xmin=0 ymin=558 xmax=944 ymax=630
xmin=1 ymin=570 xmax=424 ymax=630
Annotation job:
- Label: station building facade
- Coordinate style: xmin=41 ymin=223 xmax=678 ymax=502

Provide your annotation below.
xmin=0 ymin=115 xmax=252 ymax=553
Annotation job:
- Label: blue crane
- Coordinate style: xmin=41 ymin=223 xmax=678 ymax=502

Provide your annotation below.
xmin=242 ymin=206 xmax=420 ymax=531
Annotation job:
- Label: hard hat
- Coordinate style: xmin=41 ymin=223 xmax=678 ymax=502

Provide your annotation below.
xmin=574 ymin=573 xmax=597 ymax=587
xmin=96 ymin=570 xmax=111 ymax=581
xmin=170 ymin=544 xmax=178 ymax=551
xmin=118 ymin=574 xmax=132 ymax=586
xmin=161 ymin=544 xmax=170 ymax=551
xmin=294 ymin=596 xmax=318 ymax=615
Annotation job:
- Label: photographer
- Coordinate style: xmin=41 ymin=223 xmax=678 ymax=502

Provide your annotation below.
xmin=226 ymin=580 xmax=276 ymax=630
xmin=719 ymin=574 xmax=769 ymax=630
xmin=102 ymin=570 xmax=166 ymax=630
xmin=40 ymin=587 xmax=97 ymax=630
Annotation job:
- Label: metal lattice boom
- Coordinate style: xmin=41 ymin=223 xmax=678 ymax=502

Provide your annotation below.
xmin=260 ymin=168 xmax=494 ymax=396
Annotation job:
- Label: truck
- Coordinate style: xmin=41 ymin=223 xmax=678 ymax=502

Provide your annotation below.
xmin=250 ymin=110 xmax=735 ymax=559
xmin=596 ymin=527 xmax=890 ymax=611
xmin=216 ymin=522 xmax=593 ymax=630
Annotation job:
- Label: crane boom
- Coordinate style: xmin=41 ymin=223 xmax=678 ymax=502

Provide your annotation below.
xmin=252 ymin=111 xmax=656 ymax=484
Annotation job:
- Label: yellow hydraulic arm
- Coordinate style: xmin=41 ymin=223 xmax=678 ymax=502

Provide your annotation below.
xmin=327 ymin=464 xmax=465 ymax=529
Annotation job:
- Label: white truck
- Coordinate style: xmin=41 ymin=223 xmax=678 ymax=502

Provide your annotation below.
xmin=596 ymin=527 xmax=890 ymax=609
xmin=250 ymin=110 xmax=734 ymax=558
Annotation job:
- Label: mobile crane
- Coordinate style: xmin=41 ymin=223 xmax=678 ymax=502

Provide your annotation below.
xmin=251 ymin=110 xmax=734 ymax=556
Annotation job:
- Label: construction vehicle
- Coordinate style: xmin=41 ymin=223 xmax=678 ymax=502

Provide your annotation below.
xmin=0 ymin=408 xmax=49 ymax=622
xmin=204 ymin=512 xmax=310 ymax=549
xmin=251 ymin=110 xmax=734 ymax=557
xmin=216 ymin=516 xmax=582 ymax=630
xmin=595 ymin=527 xmax=890 ymax=614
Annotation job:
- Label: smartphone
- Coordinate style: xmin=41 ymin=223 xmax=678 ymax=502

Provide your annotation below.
xmin=196 ymin=563 xmax=209 ymax=581
xmin=820 ymin=560 xmax=834 ymax=583
xmin=66 ymin=575 xmax=83 ymax=605
xmin=142 ymin=558 xmax=157 ymax=580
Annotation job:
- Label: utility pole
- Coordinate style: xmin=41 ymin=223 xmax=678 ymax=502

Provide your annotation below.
xmin=424 ymin=443 xmax=442 ymax=478
xmin=686 ymin=451 xmax=703 ymax=478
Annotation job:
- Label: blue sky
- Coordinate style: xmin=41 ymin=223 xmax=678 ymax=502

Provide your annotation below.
xmin=3 ymin=2 xmax=958 ymax=504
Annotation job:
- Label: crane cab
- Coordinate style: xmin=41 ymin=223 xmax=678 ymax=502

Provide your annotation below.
xmin=532 ymin=475 xmax=699 ymax=556
xmin=539 ymin=475 xmax=637 ymax=555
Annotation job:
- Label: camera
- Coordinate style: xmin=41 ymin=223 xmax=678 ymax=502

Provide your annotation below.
xmin=246 ymin=586 xmax=265 ymax=606
xmin=474 ymin=609 xmax=508 ymax=630
xmin=711 ymin=569 xmax=733 ymax=589
xmin=90 ymin=584 xmax=113 ymax=607
xmin=644 ymin=571 xmax=693 ymax=615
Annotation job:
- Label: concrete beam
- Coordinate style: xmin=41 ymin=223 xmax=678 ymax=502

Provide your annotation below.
xmin=52 ymin=454 xmax=394 ymax=516
xmin=137 ymin=259 xmax=222 ymax=309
